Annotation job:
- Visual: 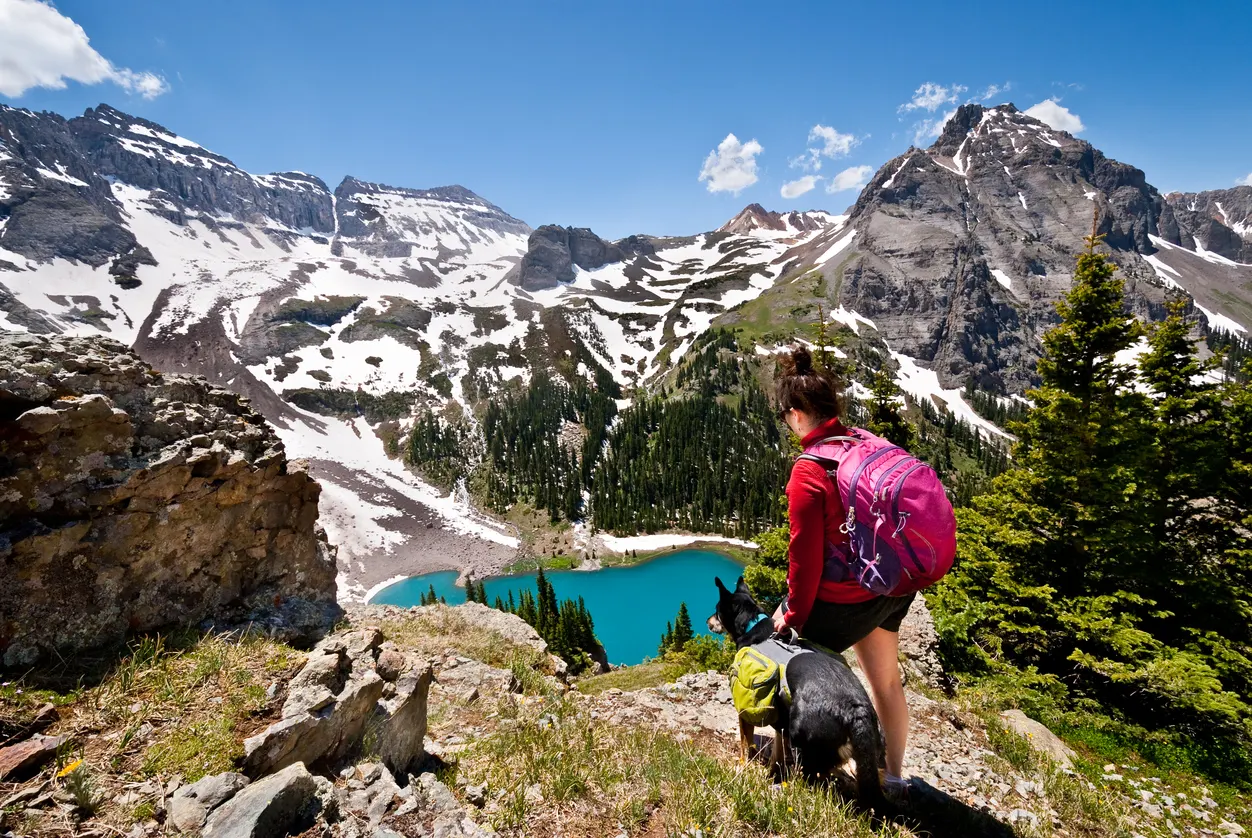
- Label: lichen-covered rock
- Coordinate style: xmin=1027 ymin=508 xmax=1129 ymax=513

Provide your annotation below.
xmin=201 ymin=762 xmax=318 ymax=838
xmin=168 ymin=772 xmax=250 ymax=832
xmin=242 ymin=628 xmax=433 ymax=779
xmin=0 ymin=333 xmax=337 ymax=667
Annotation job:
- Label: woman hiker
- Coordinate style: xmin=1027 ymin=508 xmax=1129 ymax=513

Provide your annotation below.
xmin=772 ymin=344 xmax=913 ymax=799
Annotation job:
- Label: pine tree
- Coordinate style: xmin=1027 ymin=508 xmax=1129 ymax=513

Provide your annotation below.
xmin=672 ymin=602 xmax=694 ymax=650
xmin=866 ymin=367 xmax=915 ymax=449
xmin=931 ymin=229 xmax=1251 ymax=748
xmin=659 ymin=621 xmax=674 ymax=655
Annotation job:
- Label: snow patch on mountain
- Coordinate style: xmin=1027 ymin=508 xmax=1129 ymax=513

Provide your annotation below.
xmin=891 ymin=351 xmax=1009 ymax=439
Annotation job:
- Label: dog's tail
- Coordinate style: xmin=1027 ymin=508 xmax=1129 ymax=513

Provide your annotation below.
xmin=849 ymin=705 xmax=892 ymax=816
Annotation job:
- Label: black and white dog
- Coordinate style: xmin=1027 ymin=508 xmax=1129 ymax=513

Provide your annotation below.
xmin=709 ymin=576 xmax=888 ymax=810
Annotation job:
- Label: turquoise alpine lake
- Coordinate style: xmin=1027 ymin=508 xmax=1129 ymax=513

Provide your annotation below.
xmin=370 ymin=549 xmax=747 ymax=666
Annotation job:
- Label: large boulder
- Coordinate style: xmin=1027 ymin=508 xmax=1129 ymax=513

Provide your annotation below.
xmin=242 ymin=628 xmax=434 ymax=778
xmin=168 ymin=772 xmax=251 ymax=832
xmin=0 ymin=334 xmax=338 ymax=667
xmin=201 ymin=762 xmax=318 ymax=838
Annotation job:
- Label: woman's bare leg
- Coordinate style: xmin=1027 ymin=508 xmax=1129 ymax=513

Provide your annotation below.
xmin=852 ymin=627 xmax=908 ymax=778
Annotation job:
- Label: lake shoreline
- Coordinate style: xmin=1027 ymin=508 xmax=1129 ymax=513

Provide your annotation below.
xmin=368 ymin=549 xmax=750 ymax=666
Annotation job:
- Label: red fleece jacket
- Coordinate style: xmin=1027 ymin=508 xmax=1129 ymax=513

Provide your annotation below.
xmin=782 ymin=417 xmax=874 ymax=629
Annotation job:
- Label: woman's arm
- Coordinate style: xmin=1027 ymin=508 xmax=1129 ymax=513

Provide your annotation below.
xmin=781 ymin=459 xmax=828 ymax=629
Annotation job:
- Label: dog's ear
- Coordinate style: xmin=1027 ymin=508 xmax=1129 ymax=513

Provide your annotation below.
xmin=736 ymin=576 xmax=749 ymax=594
xmin=715 ymin=577 xmax=728 ymax=593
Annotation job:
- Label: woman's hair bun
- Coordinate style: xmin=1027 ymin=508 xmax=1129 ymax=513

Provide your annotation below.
xmin=781 ymin=344 xmax=813 ymax=377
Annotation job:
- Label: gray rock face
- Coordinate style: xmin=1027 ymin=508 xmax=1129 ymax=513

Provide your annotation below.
xmin=0 ymin=103 xmax=335 ymax=270
xmin=202 ymin=762 xmax=318 ymax=838
xmin=823 ymin=102 xmax=1177 ymax=393
xmin=168 ymin=772 xmax=251 ymax=832
xmin=70 ymin=105 xmax=335 ymax=233
xmin=0 ymin=105 xmax=138 ymax=267
xmin=1162 ymin=185 xmax=1252 ymax=263
xmin=242 ymin=627 xmax=434 ymax=778
xmin=510 ymin=225 xmax=655 ymax=291
xmin=0 ymin=334 xmax=338 ymax=667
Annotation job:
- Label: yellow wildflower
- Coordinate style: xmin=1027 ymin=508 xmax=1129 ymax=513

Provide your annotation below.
xmin=57 ymin=759 xmax=83 ymax=778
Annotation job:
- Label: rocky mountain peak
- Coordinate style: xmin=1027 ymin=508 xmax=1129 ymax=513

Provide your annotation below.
xmin=719 ymin=203 xmax=833 ymax=236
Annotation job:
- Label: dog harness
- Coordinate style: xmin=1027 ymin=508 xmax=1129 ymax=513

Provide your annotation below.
xmin=728 ymin=621 xmax=814 ymax=725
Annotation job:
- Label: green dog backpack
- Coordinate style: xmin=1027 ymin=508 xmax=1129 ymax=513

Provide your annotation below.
xmin=730 ymin=646 xmax=783 ymax=726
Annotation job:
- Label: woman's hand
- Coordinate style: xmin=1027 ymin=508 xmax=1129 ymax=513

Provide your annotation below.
xmin=772 ymin=603 xmax=787 ymax=633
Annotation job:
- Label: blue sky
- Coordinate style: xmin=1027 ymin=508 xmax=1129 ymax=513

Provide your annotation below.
xmin=3 ymin=0 xmax=1250 ymax=238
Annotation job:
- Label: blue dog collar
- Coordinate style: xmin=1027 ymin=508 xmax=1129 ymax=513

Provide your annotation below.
xmin=744 ymin=613 xmax=769 ymax=633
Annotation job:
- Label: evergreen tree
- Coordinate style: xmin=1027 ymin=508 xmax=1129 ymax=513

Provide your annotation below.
xmin=931 ymin=232 xmax=1252 ymax=757
xmin=866 ymin=367 xmax=915 ymax=449
xmin=672 ymin=602 xmax=694 ymax=650
xmin=659 ymin=621 xmax=674 ymax=655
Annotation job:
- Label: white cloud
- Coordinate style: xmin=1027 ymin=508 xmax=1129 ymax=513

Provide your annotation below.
xmin=978 ymin=82 xmax=1012 ymax=102
xmin=826 ymin=165 xmax=873 ymax=194
xmin=1236 ymin=173 xmax=1252 ymax=187
xmin=791 ymin=124 xmax=860 ymax=173
xmin=780 ymin=175 xmax=821 ymax=199
xmin=899 ymin=82 xmax=966 ymax=113
xmin=1024 ymin=98 xmax=1085 ymax=133
xmin=912 ymin=108 xmax=957 ymax=145
xmin=0 ymin=0 xmax=169 ymax=99
xmin=809 ymin=125 xmax=857 ymax=159
xmin=699 ymin=133 xmax=763 ymax=195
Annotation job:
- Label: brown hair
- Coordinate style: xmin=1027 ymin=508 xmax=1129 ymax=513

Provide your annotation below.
xmin=776 ymin=345 xmax=841 ymax=421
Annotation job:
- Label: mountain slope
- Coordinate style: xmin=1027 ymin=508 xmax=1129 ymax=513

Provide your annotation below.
xmin=0 ymin=101 xmax=842 ymax=597
xmin=3 ymin=99 xmax=1250 ymax=595
xmin=718 ymin=104 xmax=1251 ymax=395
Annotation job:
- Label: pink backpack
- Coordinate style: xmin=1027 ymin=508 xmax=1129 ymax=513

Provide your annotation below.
xmin=799 ymin=429 xmax=956 ymax=597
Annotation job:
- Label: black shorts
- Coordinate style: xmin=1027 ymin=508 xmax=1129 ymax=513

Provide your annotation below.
xmin=794 ymin=593 xmax=916 ymax=654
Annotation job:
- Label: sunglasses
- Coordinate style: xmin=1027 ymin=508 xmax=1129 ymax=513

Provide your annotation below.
xmin=776 ymin=405 xmax=791 ymax=420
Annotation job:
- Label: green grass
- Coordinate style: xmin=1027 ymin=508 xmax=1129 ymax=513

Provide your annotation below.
xmin=379 ymin=608 xmax=551 ymax=673
xmin=576 ymin=662 xmax=673 ymax=696
xmin=979 ymin=710 xmax=1143 ymax=838
xmin=460 ymin=694 xmax=907 ymax=837
xmin=503 ymin=554 xmax=579 ymax=573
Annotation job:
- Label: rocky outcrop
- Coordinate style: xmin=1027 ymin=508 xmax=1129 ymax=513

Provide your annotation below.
xmin=168 ymin=772 xmax=251 ymax=832
xmin=243 ymin=627 xmax=434 ymax=778
xmin=510 ymin=225 xmax=656 ymax=291
xmin=1162 ymin=185 xmax=1252 ymax=263
xmin=0 ymin=333 xmax=337 ymax=667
